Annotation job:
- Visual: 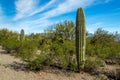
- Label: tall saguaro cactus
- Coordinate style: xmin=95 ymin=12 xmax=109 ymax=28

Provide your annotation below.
xmin=20 ymin=29 xmax=25 ymax=41
xmin=76 ymin=8 xmax=86 ymax=71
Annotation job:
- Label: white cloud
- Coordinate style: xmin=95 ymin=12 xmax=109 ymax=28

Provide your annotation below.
xmin=14 ymin=0 xmax=96 ymax=21
xmin=0 ymin=24 xmax=21 ymax=32
xmin=87 ymin=22 xmax=103 ymax=33
xmin=14 ymin=0 xmax=113 ymax=21
xmin=87 ymin=22 xmax=120 ymax=33
xmin=26 ymin=0 xmax=96 ymax=32
xmin=12 ymin=0 xmax=97 ymax=33
xmin=22 ymin=0 xmax=96 ymax=29
xmin=38 ymin=0 xmax=95 ymax=19
xmin=28 ymin=0 xmax=56 ymax=17
xmin=14 ymin=0 xmax=37 ymax=20
xmin=12 ymin=0 xmax=115 ymax=34
xmin=102 ymin=24 xmax=120 ymax=33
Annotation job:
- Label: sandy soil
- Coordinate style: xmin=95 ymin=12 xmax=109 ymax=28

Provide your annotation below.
xmin=0 ymin=50 xmax=94 ymax=80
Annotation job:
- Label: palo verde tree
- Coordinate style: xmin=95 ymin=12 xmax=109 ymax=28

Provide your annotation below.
xmin=76 ymin=7 xmax=86 ymax=71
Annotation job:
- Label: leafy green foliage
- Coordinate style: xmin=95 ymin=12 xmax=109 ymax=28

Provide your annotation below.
xmin=2 ymin=39 xmax=20 ymax=53
xmin=84 ymin=57 xmax=105 ymax=72
xmin=28 ymin=53 xmax=51 ymax=70
xmin=17 ymin=40 xmax=38 ymax=61
xmin=50 ymin=40 xmax=75 ymax=68
xmin=0 ymin=29 xmax=20 ymax=53
xmin=88 ymin=28 xmax=120 ymax=59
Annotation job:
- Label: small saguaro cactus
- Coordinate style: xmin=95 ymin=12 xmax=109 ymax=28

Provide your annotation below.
xmin=76 ymin=7 xmax=86 ymax=71
xmin=20 ymin=29 xmax=25 ymax=41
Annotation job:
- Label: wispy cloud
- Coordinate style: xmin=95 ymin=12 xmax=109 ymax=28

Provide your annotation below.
xmin=14 ymin=0 xmax=38 ymax=20
xmin=28 ymin=0 xmax=56 ymax=17
xmin=14 ymin=0 xmax=113 ymax=21
xmin=23 ymin=0 xmax=96 ymax=28
xmin=0 ymin=0 xmax=117 ymax=34
xmin=14 ymin=0 xmax=96 ymax=21
xmin=87 ymin=22 xmax=103 ymax=33
xmin=13 ymin=0 xmax=97 ymax=33
xmin=87 ymin=22 xmax=120 ymax=33
xmin=37 ymin=0 xmax=95 ymax=20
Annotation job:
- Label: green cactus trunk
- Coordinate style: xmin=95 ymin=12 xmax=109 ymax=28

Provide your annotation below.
xmin=20 ymin=29 xmax=25 ymax=41
xmin=76 ymin=8 xmax=86 ymax=71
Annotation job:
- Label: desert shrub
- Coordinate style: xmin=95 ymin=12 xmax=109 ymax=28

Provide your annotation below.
xmin=86 ymin=41 xmax=95 ymax=56
xmin=50 ymin=41 xmax=69 ymax=68
xmin=87 ymin=29 xmax=120 ymax=61
xmin=28 ymin=53 xmax=52 ymax=70
xmin=49 ymin=40 xmax=76 ymax=69
xmin=84 ymin=57 xmax=105 ymax=72
xmin=17 ymin=40 xmax=38 ymax=61
xmin=0 ymin=29 xmax=20 ymax=53
xmin=108 ymin=42 xmax=120 ymax=59
xmin=2 ymin=39 xmax=20 ymax=53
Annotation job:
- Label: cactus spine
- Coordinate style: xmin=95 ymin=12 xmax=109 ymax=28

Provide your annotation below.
xmin=20 ymin=29 xmax=25 ymax=41
xmin=76 ymin=8 xmax=86 ymax=71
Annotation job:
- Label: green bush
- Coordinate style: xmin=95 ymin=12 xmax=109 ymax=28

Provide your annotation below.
xmin=84 ymin=57 xmax=105 ymax=72
xmin=17 ymin=40 xmax=38 ymax=61
xmin=2 ymin=39 xmax=20 ymax=53
xmin=49 ymin=40 xmax=76 ymax=69
xmin=0 ymin=29 xmax=19 ymax=53
xmin=28 ymin=53 xmax=52 ymax=70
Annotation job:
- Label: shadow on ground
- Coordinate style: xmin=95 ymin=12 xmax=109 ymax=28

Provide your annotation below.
xmin=3 ymin=61 xmax=29 ymax=72
xmin=0 ymin=50 xmax=7 ymax=54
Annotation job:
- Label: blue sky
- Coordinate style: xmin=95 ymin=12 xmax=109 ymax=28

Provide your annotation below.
xmin=0 ymin=0 xmax=120 ymax=34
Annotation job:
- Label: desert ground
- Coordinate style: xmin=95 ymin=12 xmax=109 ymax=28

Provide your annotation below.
xmin=0 ymin=49 xmax=94 ymax=80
